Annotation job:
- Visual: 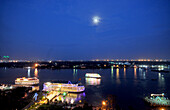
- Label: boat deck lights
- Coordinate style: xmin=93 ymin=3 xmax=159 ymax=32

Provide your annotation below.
xmin=85 ymin=73 xmax=101 ymax=78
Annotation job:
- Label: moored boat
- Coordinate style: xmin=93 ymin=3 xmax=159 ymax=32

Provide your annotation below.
xmin=15 ymin=77 xmax=39 ymax=85
xmin=43 ymin=80 xmax=85 ymax=93
xmin=0 ymin=84 xmax=14 ymax=90
xmin=144 ymin=93 xmax=170 ymax=106
xmin=85 ymin=73 xmax=101 ymax=78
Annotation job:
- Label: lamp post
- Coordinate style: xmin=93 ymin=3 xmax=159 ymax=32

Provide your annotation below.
xmin=102 ymin=100 xmax=107 ymax=109
xmin=102 ymin=101 xmax=106 ymax=106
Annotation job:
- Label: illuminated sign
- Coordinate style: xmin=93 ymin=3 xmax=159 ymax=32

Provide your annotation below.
xmin=33 ymin=93 xmax=38 ymax=101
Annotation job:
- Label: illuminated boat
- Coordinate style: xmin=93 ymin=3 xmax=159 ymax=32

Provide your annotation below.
xmin=15 ymin=77 xmax=39 ymax=85
xmin=0 ymin=84 xmax=14 ymax=90
xmin=43 ymin=81 xmax=85 ymax=93
xmin=144 ymin=93 xmax=170 ymax=106
xmin=85 ymin=73 xmax=101 ymax=78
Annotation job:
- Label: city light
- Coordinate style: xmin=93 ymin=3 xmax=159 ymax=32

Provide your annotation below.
xmin=63 ymin=92 xmax=67 ymax=96
xmin=1 ymin=0 xmax=170 ymax=109
xmin=71 ymin=98 xmax=74 ymax=104
xmin=16 ymin=78 xmax=20 ymax=81
xmin=35 ymin=63 xmax=38 ymax=67
xmin=46 ymin=82 xmax=51 ymax=86
xmin=102 ymin=101 xmax=106 ymax=106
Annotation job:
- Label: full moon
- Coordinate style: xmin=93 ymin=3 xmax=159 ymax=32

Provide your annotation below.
xmin=92 ymin=16 xmax=101 ymax=25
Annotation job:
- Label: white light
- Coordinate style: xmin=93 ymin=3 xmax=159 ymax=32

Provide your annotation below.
xmin=92 ymin=16 xmax=101 ymax=25
xmin=85 ymin=73 xmax=101 ymax=78
xmin=71 ymin=98 xmax=74 ymax=104
xmin=24 ymin=79 xmax=28 ymax=81
xmin=46 ymin=82 xmax=51 ymax=86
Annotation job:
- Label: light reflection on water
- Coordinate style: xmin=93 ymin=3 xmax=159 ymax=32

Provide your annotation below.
xmin=34 ymin=68 xmax=38 ymax=77
xmin=111 ymin=66 xmax=113 ymax=79
xmin=28 ymin=67 xmax=30 ymax=77
xmin=158 ymin=73 xmax=165 ymax=89
xmin=124 ymin=68 xmax=126 ymax=78
xmin=0 ymin=68 xmax=169 ymax=110
xmin=116 ymin=68 xmax=119 ymax=79
xmin=134 ymin=67 xmax=137 ymax=79
xmin=116 ymin=68 xmax=120 ymax=84
xmin=85 ymin=78 xmax=101 ymax=86
xmin=73 ymin=68 xmax=78 ymax=81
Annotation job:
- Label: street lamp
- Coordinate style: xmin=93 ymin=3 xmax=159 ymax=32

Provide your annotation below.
xmin=102 ymin=101 xmax=106 ymax=106
xmin=35 ymin=63 xmax=38 ymax=67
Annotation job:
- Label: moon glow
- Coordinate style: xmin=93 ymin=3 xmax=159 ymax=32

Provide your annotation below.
xmin=92 ymin=16 xmax=101 ymax=25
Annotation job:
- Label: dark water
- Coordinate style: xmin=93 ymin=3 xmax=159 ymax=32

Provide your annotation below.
xmin=0 ymin=67 xmax=170 ymax=110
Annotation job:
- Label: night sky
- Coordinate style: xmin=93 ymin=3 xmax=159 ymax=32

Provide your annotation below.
xmin=0 ymin=0 xmax=170 ymax=60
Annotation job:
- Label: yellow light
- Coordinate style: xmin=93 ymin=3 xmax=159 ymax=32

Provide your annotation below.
xmin=17 ymin=78 xmax=20 ymax=81
xmin=23 ymin=79 xmax=28 ymax=81
xmin=34 ymin=68 xmax=38 ymax=77
xmin=102 ymin=101 xmax=106 ymax=106
xmin=42 ymin=96 xmax=45 ymax=99
xmin=79 ymin=100 xmax=82 ymax=103
xmin=35 ymin=64 xmax=38 ymax=67
xmin=58 ymin=84 xmax=61 ymax=88
xmin=46 ymin=82 xmax=51 ymax=86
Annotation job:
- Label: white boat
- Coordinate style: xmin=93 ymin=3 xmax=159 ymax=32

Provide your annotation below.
xmin=85 ymin=73 xmax=101 ymax=78
xmin=15 ymin=77 xmax=39 ymax=85
xmin=43 ymin=81 xmax=85 ymax=93
xmin=144 ymin=93 xmax=170 ymax=106
xmin=0 ymin=84 xmax=14 ymax=90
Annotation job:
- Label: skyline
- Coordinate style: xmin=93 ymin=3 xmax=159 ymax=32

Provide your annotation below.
xmin=0 ymin=0 xmax=170 ymax=60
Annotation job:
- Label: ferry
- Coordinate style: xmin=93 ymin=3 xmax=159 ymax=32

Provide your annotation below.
xmin=85 ymin=73 xmax=101 ymax=78
xmin=43 ymin=80 xmax=85 ymax=93
xmin=144 ymin=93 xmax=170 ymax=106
xmin=15 ymin=77 xmax=39 ymax=85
